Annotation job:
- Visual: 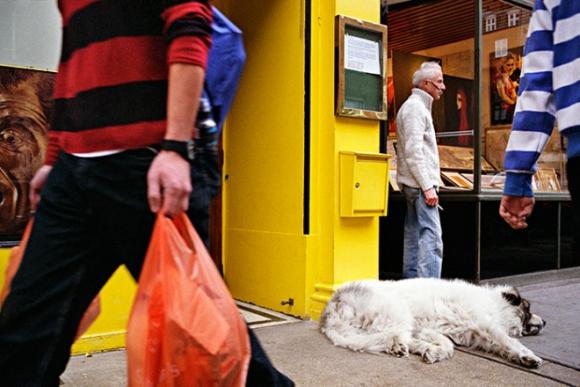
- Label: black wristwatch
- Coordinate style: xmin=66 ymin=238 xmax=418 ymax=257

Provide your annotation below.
xmin=159 ymin=139 xmax=195 ymax=162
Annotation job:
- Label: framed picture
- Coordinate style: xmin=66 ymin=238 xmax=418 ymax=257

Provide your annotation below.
xmin=389 ymin=170 xmax=400 ymax=191
xmin=461 ymin=173 xmax=505 ymax=190
xmin=490 ymin=47 xmax=523 ymax=125
xmin=533 ymin=168 xmax=561 ymax=192
xmin=336 ymin=15 xmax=388 ymax=120
xmin=0 ymin=66 xmax=55 ymax=243
xmin=440 ymin=76 xmax=474 ymax=147
xmin=441 ymin=171 xmax=473 ymax=189
xmin=438 ymin=145 xmax=495 ymax=172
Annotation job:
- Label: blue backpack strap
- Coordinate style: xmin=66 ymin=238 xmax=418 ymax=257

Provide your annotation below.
xmin=204 ymin=6 xmax=246 ymax=131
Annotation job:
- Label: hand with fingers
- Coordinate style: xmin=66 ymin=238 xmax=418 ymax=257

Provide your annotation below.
xmin=423 ymin=187 xmax=439 ymax=207
xmin=499 ymin=195 xmax=535 ymax=229
xmin=147 ymin=151 xmax=192 ymax=217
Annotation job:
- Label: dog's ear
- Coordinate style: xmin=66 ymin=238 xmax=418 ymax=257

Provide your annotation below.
xmin=502 ymin=288 xmax=521 ymax=306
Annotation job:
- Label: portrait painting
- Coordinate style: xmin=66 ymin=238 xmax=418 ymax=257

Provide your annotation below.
xmin=0 ymin=66 xmax=54 ymax=240
xmin=490 ymin=47 xmax=523 ymax=125
xmin=442 ymin=76 xmax=474 ymax=147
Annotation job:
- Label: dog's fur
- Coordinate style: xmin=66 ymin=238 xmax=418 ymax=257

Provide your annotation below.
xmin=320 ymin=278 xmax=546 ymax=368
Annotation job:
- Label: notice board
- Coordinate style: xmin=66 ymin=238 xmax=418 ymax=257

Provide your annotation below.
xmin=336 ymin=15 xmax=388 ymax=120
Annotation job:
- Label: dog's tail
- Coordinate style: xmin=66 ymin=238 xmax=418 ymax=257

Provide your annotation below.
xmin=320 ymin=283 xmax=392 ymax=353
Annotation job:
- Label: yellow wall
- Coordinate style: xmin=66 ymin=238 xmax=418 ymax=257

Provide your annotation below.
xmin=222 ymin=0 xmax=383 ymax=319
xmin=221 ymin=1 xmax=308 ymax=314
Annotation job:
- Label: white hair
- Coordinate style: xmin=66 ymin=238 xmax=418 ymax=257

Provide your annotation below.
xmin=412 ymin=61 xmax=442 ymax=87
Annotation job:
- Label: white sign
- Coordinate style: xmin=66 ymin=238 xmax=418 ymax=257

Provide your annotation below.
xmin=495 ymin=38 xmax=508 ymax=58
xmin=344 ymin=34 xmax=381 ymax=75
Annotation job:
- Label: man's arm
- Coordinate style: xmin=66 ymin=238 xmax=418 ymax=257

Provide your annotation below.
xmin=147 ymin=64 xmax=205 ymax=215
xmin=147 ymin=1 xmax=212 ymax=215
xmin=500 ymin=1 xmax=554 ymax=228
xmin=503 ymin=2 xmax=555 ymax=197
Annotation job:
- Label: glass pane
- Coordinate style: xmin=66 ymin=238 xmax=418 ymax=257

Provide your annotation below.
xmin=387 ymin=0 xmax=477 ymax=192
xmin=482 ymin=1 xmax=565 ymax=193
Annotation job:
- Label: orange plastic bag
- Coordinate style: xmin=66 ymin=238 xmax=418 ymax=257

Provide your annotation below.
xmin=0 ymin=220 xmax=101 ymax=340
xmin=126 ymin=213 xmax=250 ymax=387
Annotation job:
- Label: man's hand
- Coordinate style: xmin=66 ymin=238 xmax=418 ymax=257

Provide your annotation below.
xmin=147 ymin=151 xmax=192 ymax=216
xmin=29 ymin=165 xmax=53 ymax=210
xmin=423 ymin=187 xmax=439 ymax=207
xmin=499 ymin=195 xmax=535 ymax=229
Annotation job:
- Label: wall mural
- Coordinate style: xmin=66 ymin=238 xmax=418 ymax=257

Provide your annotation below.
xmin=0 ymin=66 xmax=54 ymax=239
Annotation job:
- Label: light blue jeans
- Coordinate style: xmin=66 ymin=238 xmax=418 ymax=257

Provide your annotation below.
xmin=401 ymin=185 xmax=443 ymax=278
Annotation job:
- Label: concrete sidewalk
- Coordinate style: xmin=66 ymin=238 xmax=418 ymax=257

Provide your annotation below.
xmin=62 ymin=268 xmax=580 ymax=386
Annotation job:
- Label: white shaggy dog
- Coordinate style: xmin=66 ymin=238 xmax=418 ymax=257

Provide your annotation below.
xmin=320 ymin=278 xmax=546 ymax=368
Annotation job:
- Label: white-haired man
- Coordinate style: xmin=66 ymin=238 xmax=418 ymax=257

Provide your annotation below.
xmin=396 ymin=61 xmax=446 ymax=278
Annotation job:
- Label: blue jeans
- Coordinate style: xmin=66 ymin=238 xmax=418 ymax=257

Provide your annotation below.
xmin=401 ymin=185 xmax=443 ymax=278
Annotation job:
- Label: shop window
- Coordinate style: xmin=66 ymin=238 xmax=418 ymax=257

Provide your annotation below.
xmin=385 ymin=0 xmax=564 ymax=195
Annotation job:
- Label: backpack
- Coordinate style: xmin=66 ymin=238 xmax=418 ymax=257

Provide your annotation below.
xmin=204 ymin=6 xmax=246 ymax=132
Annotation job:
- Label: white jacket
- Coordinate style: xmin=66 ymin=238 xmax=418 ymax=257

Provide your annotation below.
xmin=396 ymin=88 xmax=440 ymax=191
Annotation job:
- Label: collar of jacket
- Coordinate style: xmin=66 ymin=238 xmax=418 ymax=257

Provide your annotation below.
xmin=411 ymin=88 xmax=433 ymax=112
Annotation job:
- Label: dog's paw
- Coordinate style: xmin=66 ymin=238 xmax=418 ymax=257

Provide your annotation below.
xmin=422 ymin=350 xmax=439 ymax=364
xmin=421 ymin=346 xmax=453 ymax=364
xmin=519 ymin=353 xmax=542 ymax=368
xmin=388 ymin=341 xmax=409 ymax=358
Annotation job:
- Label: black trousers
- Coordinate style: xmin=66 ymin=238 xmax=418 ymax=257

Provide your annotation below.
xmin=0 ymin=149 xmax=292 ymax=386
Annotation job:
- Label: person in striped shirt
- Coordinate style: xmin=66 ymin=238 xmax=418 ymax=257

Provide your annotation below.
xmin=499 ymin=0 xmax=580 ymax=253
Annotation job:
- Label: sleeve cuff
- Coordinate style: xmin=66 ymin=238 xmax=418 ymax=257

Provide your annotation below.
xmin=503 ymin=172 xmax=534 ymax=197
xmin=167 ymin=35 xmax=210 ymax=68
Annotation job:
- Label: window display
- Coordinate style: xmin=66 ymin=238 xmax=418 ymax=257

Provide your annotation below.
xmin=386 ymin=0 xmax=564 ymax=194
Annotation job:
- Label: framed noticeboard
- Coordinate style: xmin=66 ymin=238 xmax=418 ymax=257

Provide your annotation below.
xmin=336 ymin=15 xmax=388 ymax=120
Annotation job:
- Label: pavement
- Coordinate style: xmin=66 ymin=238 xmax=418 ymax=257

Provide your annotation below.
xmin=62 ymin=268 xmax=580 ymax=386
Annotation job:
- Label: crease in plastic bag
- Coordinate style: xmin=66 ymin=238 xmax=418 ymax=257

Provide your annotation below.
xmin=127 ymin=213 xmax=250 ymax=387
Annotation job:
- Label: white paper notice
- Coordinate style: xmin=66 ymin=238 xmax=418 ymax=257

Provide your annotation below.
xmin=345 ymin=34 xmax=381 ymax=75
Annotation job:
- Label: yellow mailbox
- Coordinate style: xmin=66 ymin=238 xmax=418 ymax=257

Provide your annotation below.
xmin=339 ymin=151 xmax=391 ymax=217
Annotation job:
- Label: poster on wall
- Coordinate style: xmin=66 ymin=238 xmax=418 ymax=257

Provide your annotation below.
xmin=490 ymin=47 xmax=523 ymax=125
xmin=0 ymin=66 xmax=54 ymax=242
xmin=442 ymin=76 xmax=474 ymax=147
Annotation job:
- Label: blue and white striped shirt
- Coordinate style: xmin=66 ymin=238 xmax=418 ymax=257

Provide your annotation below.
xmin=503 ymin=0 xmax=580 ymax=197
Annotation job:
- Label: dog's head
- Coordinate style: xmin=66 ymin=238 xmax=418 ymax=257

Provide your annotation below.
xmin=501 ymin=287 xmax=546 ymax=336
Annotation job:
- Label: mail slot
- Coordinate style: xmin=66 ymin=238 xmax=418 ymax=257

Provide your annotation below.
xmin=339 ymin=151 xmax=390 ymax=217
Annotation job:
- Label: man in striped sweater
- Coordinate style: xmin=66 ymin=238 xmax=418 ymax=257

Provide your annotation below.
xmin=499 ymin=0 xmax=580 ymax=255
xmin=0 ymin=1 xmax=215 ymax=385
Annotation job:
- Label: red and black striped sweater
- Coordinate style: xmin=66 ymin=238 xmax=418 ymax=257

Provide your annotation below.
xmin=46 ymin=0 xmax=212 ymax=165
